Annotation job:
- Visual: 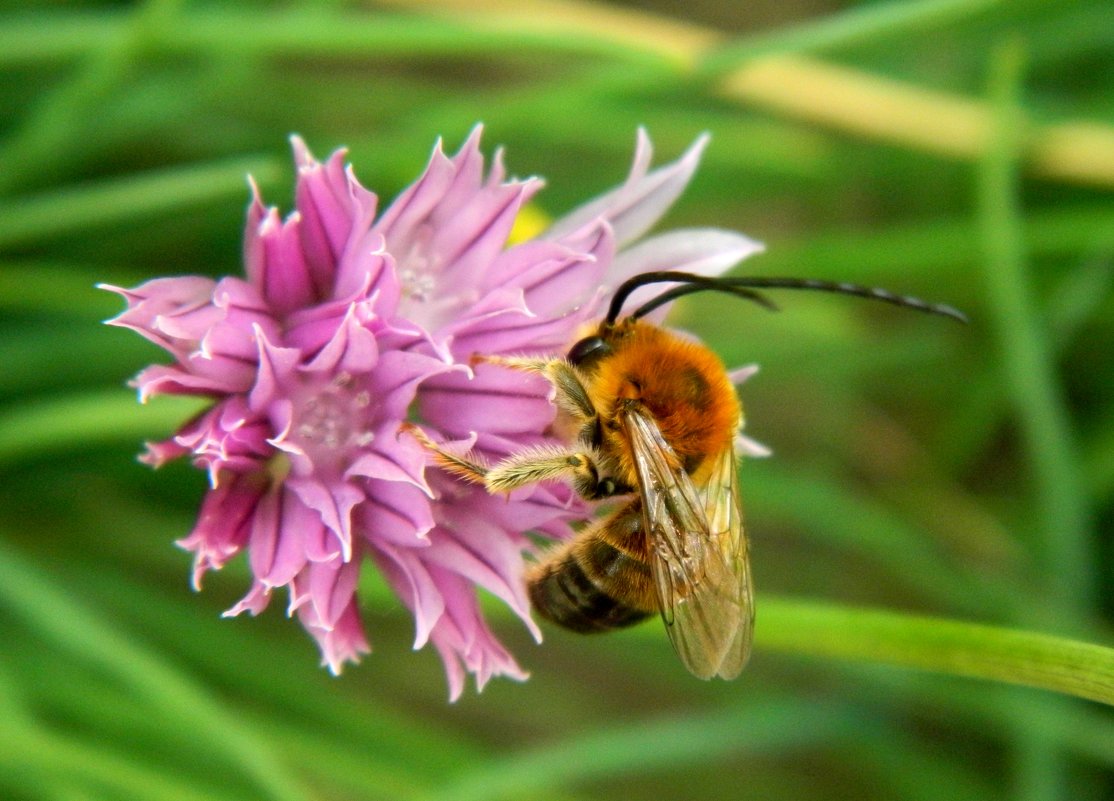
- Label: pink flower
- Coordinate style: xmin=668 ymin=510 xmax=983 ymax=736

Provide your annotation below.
xmin=102 ymin=128 xmax=762 ymax=699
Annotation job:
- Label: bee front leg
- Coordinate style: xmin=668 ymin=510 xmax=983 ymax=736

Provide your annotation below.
xmin=474 ymin=354 xmax=596 ymax=423
xmin=407 ymin=422 xmax=631 ymax=500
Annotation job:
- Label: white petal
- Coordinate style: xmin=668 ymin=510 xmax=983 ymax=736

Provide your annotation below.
xmin=544 ymin=132 xmax=709 ymax=248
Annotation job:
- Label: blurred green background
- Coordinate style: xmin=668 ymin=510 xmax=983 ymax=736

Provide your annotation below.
xmin=1 ymin=0 xmax=1112 ymax=799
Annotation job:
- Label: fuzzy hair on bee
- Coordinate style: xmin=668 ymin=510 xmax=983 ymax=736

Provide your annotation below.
xmin=407 ymin=271 xmax=965 ymax=680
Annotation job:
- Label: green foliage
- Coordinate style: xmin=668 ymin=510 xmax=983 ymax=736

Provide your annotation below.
xmin=1 ymin=1 xmax=1111 ymax=799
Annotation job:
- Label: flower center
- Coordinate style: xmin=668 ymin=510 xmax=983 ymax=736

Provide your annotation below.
xmin=291 ymin=373 xmax=377 ymax=470
xmin=400 ymin=266 xmax=435 ymax=303
xmin=394 ymin=227 xmax=480 ymax=332
xmin=397 ymin=226 xmax=441 ymax=304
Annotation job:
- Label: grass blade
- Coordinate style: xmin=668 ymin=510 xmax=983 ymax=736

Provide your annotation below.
xmin=758 ymin=596 xmax=1114 ymax=706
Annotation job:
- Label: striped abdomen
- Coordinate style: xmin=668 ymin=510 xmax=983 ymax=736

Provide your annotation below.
xmin=526 ymin=502 xmax=655 ymax=633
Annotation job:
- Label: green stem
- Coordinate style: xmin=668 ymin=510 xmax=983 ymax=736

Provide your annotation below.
xmin=2 ymin=8 xmax=669 ymax=67
xmin=0 ymin=538 xmax=309 ymax=801
xmin=0 ymin=390 xmax=207 ymax=467
xmin=698 ymin=0 xmax=1003 ymax=74
xmin=976 ymin=38 xmax=1094 ymax=617
xmin=422 ymin=697 xmax=862 ymax=801
xmin=0 ymin=724 xmax=252 ymax=801
xmin=0 ymin=156 xmax=282 ymax=249
xmin=0 ymin=0 xmax=186 ymax=195
xmin=757 ymin=596 xmax=1114 ymax=707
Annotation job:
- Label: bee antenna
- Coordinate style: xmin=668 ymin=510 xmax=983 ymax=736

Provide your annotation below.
xmin=628 ymin=281 xmax=778 ymax=320
xmin=607 ymin=271 xmax=968 ymax=324
xmin=607 ymin=271 xmax=777 ymax=323
xmin=715 ymin=277 xmax=969 ymax=323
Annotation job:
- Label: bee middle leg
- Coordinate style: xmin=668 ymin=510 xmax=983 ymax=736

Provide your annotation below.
xmin=404 ymin=424 xmax=626 ymax=499
xmin=485 ymin=446 xmax=631 ymax=500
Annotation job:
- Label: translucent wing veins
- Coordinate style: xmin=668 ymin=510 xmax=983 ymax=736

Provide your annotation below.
xmin=621 ymin=405 xmax=753 ymax=679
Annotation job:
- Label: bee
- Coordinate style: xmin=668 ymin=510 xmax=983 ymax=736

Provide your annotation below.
xmin=407 ymin=271 xmax=965 ymax=679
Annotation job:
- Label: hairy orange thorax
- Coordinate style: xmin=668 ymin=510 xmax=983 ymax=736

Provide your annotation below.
xmin=582 ymin=320 xmax=740 ymax=485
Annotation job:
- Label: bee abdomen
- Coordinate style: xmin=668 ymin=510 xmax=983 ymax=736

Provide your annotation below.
xmin=528 ymin=539 xmax=653 ymax=633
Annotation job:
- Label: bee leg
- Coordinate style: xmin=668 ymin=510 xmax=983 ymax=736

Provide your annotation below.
xmin=404 ymin=423 xmax=606 ymax=497
xmin=486 ymin=447 xmax=628 ymax=500
xmin=399 ymin=423 xmax=489 ymax=484
xmin=473 ymin=354 xmax=596 ymax=422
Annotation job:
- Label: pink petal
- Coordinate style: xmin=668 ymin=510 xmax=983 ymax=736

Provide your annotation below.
xmin=372 ymin=138 xmax=458 ymax=247
xmin=374 ymin=129 xmax=542 ymax=311
xmin=418 ymin=365 xmax=555 ymax=439
xmin=434 ymin=285 xmax=532 ymax=340
xmin=131 ymin=363 xmax=251 ymax=402
xmin=171 ymin=398 xmax=272 ymax=479
xmin=245 ymin=198 xmax=315 ymax=316
xmin=264 ymin=399 xmax=299 ymax=459
xmin=304 ymin=556 xmax=362 ymax=629
xmin=495 ymin=224 xmax=613 ymax=318
xmin=446 ymin=297 xmax=592 ymax=358
xmin=176 ymin=472 xmax=264 ymax=588
xmin=297 ymin=599 xmax=371 ymax=675
xmin=140 ymin=435 xmax=191 ymax=468
xmin=248 ymin=486 xmax=309 ymax=587
xmin=213 ymin=275 xmax=279 ymax=313
xmin=286 ymin=476 xmax=365 ymax=562
xmin=544 ymin=129 xmax=709 ymax=248
xmin=430 ymin=177 xmax=539 ymax=290
xmin=346 ymin=433 xmax=431 ymax=495
xmin=291 ymin=138 xmax=379 ymax=299
xmin=301 ymin=303 xmax=380 ymax=376
xmin=366 ymin=350 xmax=462 ymax=420
xmin=728 ymin=364 xmax=760 ymax=385
xmin=335 ymin=233 xmax=397 ymax=311
xmin=248 ymin=327 xmax=301 ymax=412
xmin=423 ymin=521 xmax=540 ymax=642
xmin=437 ymin=471 xmax=582 ymax=539
xmin=424 ymin=569 xmax=529 ymax=699
xmin=737 ymin=432 xmax=772 ymax=458
xmin=282 ymin=273 xmax=381 ymax=358
xmin=357 ymin=481 xmax=436 ymax=546
xmin=100 ymin=276 xmax=218 ymax=357
xmin=224 ymin=580 xmax=272 ymax=617
xmin=302 ymin=505 xmax=342 ymax=563
xmin=371 ymin=544 xmax=446 ymax=651
xmin=242 ymin=178 xmax=269 ymax=293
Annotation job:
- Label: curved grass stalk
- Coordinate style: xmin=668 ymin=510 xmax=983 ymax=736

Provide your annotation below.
xmin=421 ymin=697 xmax=863 ymax=801
xmin=977 ymin=39 xmax=1094 ymax=614
xmin=757 ymin=596 xmax=1114 ymax=707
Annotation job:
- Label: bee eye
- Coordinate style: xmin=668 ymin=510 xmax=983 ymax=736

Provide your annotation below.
xmin=567 ymin=336 xmax=610 ymax=367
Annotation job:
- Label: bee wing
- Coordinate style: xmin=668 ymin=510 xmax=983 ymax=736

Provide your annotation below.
xmin=689 ymin=442 xmax=754 ymax=678
xmin=622 ymin=407 xmax=754 ymax=680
